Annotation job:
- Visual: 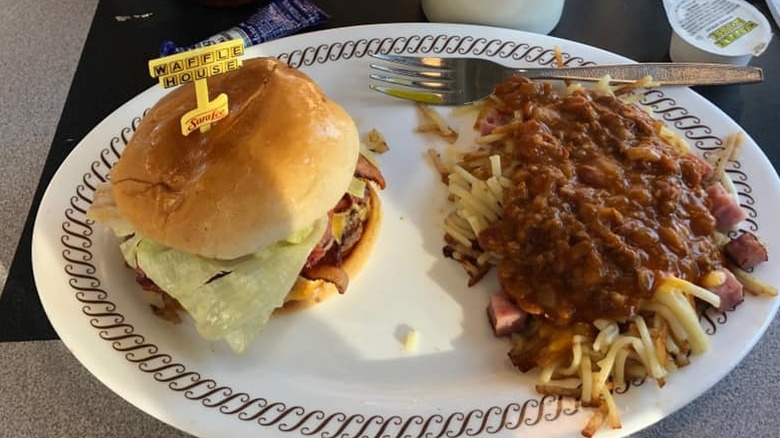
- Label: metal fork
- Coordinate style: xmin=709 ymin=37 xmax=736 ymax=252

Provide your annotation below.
xmin=368 ymin=53 xmax=764 ymax=105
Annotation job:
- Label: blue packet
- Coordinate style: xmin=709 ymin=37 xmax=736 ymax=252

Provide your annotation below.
xmin=161 ymin=0 xmax=328 ymax=56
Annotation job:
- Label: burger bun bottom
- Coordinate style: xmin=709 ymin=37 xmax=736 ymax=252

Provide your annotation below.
xmin=276 ymin=185 xmax=381 ymax=314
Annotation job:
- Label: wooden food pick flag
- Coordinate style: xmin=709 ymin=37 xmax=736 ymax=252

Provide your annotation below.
xmin=147 ymin=39 xmax=245 ymax=135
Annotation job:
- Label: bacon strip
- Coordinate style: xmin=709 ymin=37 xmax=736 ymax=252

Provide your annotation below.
xmin=355 ymin=154 xmax=386 ymax=189
xmin=301 ymin=264 xmax=349 ymax=293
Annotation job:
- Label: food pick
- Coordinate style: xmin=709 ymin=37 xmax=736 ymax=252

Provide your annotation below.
xmin=148 ymin=39 xmax=245 ymax=135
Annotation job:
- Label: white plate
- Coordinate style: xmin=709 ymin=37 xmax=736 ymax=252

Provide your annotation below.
xmin=768 ymin=0 xmax=780 ymax=29
xmin=32 ymin=23 xmax=780 ymax=438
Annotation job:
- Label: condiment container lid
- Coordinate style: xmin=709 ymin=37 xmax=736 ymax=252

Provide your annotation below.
xmin=663 ymin=0 xmax=773 ymax=65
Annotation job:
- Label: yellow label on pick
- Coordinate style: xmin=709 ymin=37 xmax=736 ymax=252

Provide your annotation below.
xmin=147 ymin=39 xmax=245 ymax=135
xmin=180 ymin=91 xmax=229 ymax=136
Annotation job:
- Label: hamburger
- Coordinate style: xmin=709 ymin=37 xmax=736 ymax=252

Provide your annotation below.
xmin=87 ymin=57 xmax=385 ymax=353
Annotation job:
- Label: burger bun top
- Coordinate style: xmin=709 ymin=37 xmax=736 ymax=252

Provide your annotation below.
xmin=110 ymin=57 xmax=360 ymax=259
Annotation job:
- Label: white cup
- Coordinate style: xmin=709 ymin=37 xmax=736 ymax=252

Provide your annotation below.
xmin=421 ymin=0 xmax=566 ymax=34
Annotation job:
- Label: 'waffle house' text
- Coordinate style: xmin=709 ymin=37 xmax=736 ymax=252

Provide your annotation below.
xmin=148 ymin=40 xmax=245 ymax=89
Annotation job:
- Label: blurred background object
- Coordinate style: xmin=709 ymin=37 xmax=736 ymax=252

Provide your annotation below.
xmin=420 ymin=0 xmax=565 ymax=34
xmin=664 ymin=0 xmax=773 ymax=65
xmin=190 ymin=0 xmax=258 ymax=7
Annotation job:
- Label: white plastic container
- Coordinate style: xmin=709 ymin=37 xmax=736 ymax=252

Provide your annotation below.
xmin=421 ymin=0 xmax=565 ymax=35
xmin=663 ymin=0 xmax=773 ymax=65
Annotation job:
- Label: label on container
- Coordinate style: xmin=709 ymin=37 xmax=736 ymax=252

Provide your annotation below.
xmin=180 ymin=86 xmax=229 ymax=136
xmin=147 ymin=39 xmax=244 ymax=135
xmin=663 ymin=0 xmax=772 ymax=56
xmin=159 ymin=0 xmax=328 ymax=56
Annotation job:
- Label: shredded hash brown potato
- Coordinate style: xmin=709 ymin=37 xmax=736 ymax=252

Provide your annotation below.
xmin=365 ymin=128 xmax=390 ymax=154
xmin=425 ymin=75 xmax=775 ymax=436
xmin=416 ymin=102 xmax=458 ymax=143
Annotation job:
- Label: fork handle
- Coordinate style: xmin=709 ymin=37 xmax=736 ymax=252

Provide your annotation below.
xmin=521 ymin=63 xmax=763 ymax=86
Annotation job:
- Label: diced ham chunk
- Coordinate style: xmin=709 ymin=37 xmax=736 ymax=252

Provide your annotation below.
xmin=487 ymin=291 xmax=528 ymax=336
xmin=706 ymin=182 xmax=747 ymax=232
xmin=708 ymin=269 xmax=744 ymax=312
xmin=724 ymin=232 xmax=769 ymax=269
xmin=477 ymin=108 xmax=512 ymax=135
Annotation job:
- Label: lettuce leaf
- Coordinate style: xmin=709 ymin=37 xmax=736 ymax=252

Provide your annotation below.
xmin=119 ymin=218 xmax=327 ymax=353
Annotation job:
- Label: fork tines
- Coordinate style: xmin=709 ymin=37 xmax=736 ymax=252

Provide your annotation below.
xmin=369 ymin=53 xmax=455 ymax=98
xmin=369 ymin=53 xmax=450 ymax=69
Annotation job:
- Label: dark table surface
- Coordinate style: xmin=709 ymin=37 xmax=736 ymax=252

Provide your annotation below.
xmin=2 ymin=0 xmax=779 ymax=437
